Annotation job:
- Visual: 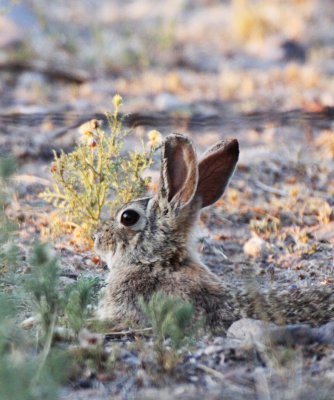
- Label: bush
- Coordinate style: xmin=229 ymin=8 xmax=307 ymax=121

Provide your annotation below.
xmin=40 ymin=95 xmax=157 ymax=240
xmin=139 ymin=291 xmax=202 ymax=370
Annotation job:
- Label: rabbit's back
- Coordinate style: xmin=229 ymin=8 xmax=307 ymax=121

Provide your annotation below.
xmin=234 ymin=283 xmax=334 ymax=327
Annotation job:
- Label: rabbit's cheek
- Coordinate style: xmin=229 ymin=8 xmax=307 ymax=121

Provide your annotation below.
xmin=94 ymin=225 xmax=117 ymax=259
xmin=116 ymin=226 xmax=141 ymax=247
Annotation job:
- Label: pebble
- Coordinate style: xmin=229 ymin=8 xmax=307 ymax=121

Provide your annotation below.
xmin=243 ymin=235 xmax=267 ymax=257
xmin=315 ymin=321 xmax=334 ymax=344
xmin=120 ymin=349 xmax=140 ymax=366
xmin=154 ymin=92 xmax=184 ymax=111
xmin=227 ymin=318 xmax=334 ymax=346
xmin=204 ymin=345 xmax=225 ymax=356
xmin=227 ymin=318 xmax=276 ymax=342
xmin=17 ymin=71 xmax=46 ymax=89
xmin=21 ymin=316 xmax=35 ymax=329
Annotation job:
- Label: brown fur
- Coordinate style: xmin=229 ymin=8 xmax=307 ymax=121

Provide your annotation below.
xmin=94 ymin=134 xmax=334 ymax=332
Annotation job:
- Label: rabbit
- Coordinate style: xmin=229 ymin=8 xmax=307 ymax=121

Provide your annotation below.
xmin=94 ymin=134 xmax=334 ymax=332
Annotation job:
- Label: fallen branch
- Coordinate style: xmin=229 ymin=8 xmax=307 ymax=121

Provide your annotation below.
xmin=106 ymin=327 xmax=153 ymax=336
xmin=196 ymin=363 xmax=225 ymax=380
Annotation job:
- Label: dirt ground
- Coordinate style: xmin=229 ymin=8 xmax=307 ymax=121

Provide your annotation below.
xmin=1 ymin=0 xmax=334 ymax=399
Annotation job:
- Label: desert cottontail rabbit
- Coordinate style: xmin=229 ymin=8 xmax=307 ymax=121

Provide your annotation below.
xmin=94 ymin=134 xmax=333 ymax=331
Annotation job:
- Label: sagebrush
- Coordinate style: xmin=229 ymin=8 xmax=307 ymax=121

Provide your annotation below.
xmin=40 ymin=94 xmax=157 ymax=239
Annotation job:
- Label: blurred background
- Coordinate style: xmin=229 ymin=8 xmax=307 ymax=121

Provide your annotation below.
xmin=1 ymin=0 xmax=334 ymax=162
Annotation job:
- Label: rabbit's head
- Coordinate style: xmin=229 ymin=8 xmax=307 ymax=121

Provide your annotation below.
xmin=94 ymin=134 xmax=239 ymax=269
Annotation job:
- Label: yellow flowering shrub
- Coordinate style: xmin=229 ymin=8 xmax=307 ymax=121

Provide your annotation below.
xmin=40 ymin=95 xmax=159 ymax=240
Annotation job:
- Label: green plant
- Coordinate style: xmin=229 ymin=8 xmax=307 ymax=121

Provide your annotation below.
xmin=0 ymin=242 xmax=98 ymax=399
xmin=63 ymin=275 xmax=100 ymax=334
xmin=25 ymin=243 xmax=100 ymax=339
xmin=21 ymin=243 xmax=101 ymax=394
xmin=139 ymin=291 xmax=202 ymax=370
xmin=0 ymin=160 xmax=102 ymax=398
xmin=0 ymin=157 xmax=18 ymax=271
xmin=40 ymin=94 xmax=157 ymax=239
xmin=0 ymin=159 xmax=72 ymax=400
xmin=6 ymin=242 xmax=99 ymax=398
xmin=25 ymin=244 xmax=62 ymax=340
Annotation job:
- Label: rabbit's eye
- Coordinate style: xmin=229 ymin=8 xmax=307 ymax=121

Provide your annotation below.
xmin=120 ymin=209 xmax=140 ymax=226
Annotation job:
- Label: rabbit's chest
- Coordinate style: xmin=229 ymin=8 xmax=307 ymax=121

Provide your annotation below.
xmin=106 ymin=264 xmax=192 ymax=303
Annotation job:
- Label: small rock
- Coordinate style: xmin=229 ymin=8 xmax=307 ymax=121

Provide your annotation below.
xmin=243 ymin=235 xmax=266 ymax=257
xmin=154 ymin=92 xmax=184 ymax=111
xmin=212 ymin=336 xmax=226 ymax=345
xmin=120 ymin=349 xmax=140 ymax=366
xmin=227 ymin=318 xmax=276 ymax=342
xmin=17 ymin=71 xmax=47 ymax=89
xmin=315 ymin=321 xmax=334 ymax=344
xmin=21 ymin=316 xmax=35 ymax=329
xmin=227 ymin=319 xmax=321 ymax=346
xmin=204 ymin=345 xmax=225 ymax=356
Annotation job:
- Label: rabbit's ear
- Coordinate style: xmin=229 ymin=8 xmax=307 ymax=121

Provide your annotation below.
xmin=196 ymin=139 xmax=239 ymax=208
xmin=159 ymin=134 xmax=198 ymax=208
